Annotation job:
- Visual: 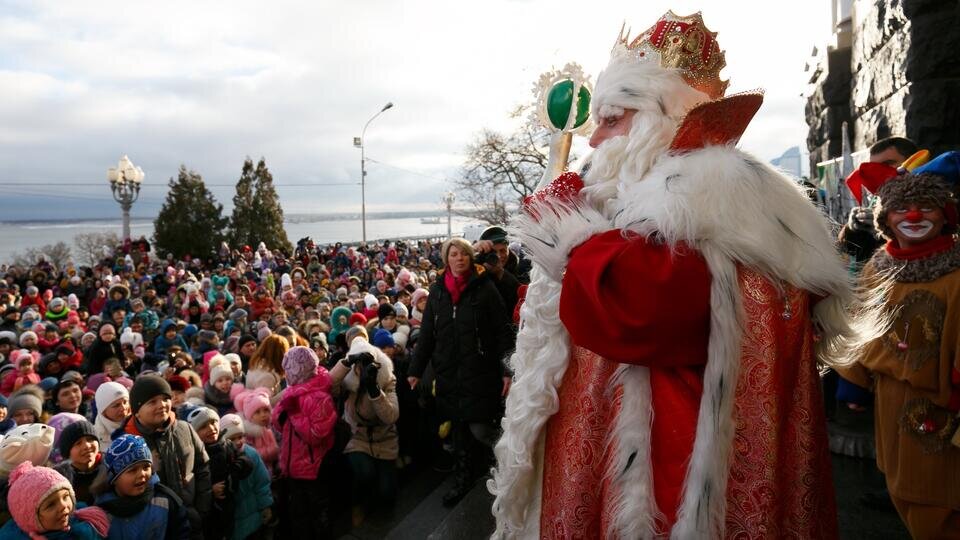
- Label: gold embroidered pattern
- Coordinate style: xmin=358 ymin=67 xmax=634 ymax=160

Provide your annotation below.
xmin=884 ymin=289 xmax=945 ymax=371
xmin=899 ymin=397 xmax=959 ymax=454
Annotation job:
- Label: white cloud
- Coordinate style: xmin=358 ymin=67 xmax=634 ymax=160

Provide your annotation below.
xmin=0 ymin=0 xmax=831 ymax=220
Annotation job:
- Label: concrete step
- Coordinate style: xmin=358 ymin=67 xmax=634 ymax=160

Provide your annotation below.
xmin=427 ymin=480 xmax=495 ymax=540
xmin=383 ymin=474 xmax=457 ymax=540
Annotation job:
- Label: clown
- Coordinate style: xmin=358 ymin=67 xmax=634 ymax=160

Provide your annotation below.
xmin=839 ymin=151 xmax=960 ymax=537
xmin=491 ymin=11 xmax=859 ymax=538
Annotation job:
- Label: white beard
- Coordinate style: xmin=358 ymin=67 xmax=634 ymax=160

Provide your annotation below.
xmin=580 ymin=109 xmax=679 ymax=218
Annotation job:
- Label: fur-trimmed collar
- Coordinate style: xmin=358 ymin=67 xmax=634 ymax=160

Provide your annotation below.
xmin=870 ymin=239 xmax=960 ymax=282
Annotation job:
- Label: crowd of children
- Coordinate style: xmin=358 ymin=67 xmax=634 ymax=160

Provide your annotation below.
xmin=0 ymin=235 xmax=529 ymax=538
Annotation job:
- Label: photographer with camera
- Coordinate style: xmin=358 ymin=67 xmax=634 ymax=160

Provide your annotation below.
xmin=473 ymin=227 xmax=521 ymax=323
xmin=329 ymin=334 xmax=399 ymax=528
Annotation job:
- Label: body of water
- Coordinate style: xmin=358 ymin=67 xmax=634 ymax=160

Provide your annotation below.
xmin=0 ymin=216 xmax=479 ymax=264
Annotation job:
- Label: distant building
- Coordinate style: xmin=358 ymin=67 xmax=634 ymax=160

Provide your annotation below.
xmin=770 ymin=146 xmax=807 ymax=179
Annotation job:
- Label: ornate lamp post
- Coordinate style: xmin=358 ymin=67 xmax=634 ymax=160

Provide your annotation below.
xmin=442 ymin=191 xmax=456 ymax=239
xmin=355 ymin=102 xmax=394 ymax=244
xmin=107 ymin=155 xmax=144 ymax=241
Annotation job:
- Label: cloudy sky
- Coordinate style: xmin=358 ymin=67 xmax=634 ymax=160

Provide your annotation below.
xmin=0 ymin=0 xmax=832 ymax=221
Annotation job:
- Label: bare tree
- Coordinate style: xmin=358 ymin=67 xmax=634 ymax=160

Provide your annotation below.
xmin=458 ymin=105 xmax=574 ymax=226
xmin=74 ymin=232 xmax=121 ymax=266
xmin=10 ymin=241 xmax=72 ymax=271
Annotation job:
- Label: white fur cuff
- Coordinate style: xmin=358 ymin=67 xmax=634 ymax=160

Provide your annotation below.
xmin=510 ymin=202 xmax=610 ymax=283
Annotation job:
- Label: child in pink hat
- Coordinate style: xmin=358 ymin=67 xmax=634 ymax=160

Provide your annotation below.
xmin=0 ymin=461 xmax=108 ymax=538
xmin=232 ymin=388 xmax=278 ymax=474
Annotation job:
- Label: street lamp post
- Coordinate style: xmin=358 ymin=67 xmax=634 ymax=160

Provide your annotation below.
xmin=107 ymin=155 xmax=144 ymax=242
xmin=355 ymin=102 xmax=394 ymax=244
xmin=442 ymin=191 xmax=456 ymax=240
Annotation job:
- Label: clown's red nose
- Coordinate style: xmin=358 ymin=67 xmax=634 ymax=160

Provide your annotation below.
xmin=906 ymin=210 xmax=924 ymax=222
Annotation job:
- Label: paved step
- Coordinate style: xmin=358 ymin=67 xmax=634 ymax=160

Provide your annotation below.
xmin=382 ymin=473 xmax=457 ymax=540
xmin=335 ymin=465 xmax=449 ymax=540
xmin=427 ymin=481 xmax=495 ymax=540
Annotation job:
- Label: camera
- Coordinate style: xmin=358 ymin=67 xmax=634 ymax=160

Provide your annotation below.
xmin=478 ymin=250 xmax=500 ymax=266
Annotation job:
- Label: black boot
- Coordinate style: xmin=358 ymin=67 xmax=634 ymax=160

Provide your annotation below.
xmin=442 ymin=450 xmax=473 ymax=507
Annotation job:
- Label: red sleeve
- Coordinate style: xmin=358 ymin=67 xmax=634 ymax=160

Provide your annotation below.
xmin=559 ymin=230 xmax=712 ymax=367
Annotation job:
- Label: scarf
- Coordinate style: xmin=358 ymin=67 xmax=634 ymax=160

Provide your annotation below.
xmin=95 ymin=413 xmax=121 ymax=444
xmin=885 ymin=235 xmax=954 ymax=260
xmin=97 ymin=475 xmax=159 ymax=518
xmin=204 ymin=381 xmax=234 ymax=406
xmin=443 ymin=269 xmax=471 ymax=306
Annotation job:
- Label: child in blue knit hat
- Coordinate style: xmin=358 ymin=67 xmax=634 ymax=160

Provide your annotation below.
xmin=95 ymin=434 xmax=190 ymax=540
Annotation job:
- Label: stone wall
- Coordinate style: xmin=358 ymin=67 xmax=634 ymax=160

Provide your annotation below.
xmin=806 ymin=46 xmax=853 ymax=169
xmin=806 ymin=0 xmax=960 ymax=170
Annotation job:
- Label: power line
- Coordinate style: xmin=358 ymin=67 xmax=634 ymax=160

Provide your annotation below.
xmin=364 ymin=158 xmax=449 ymax=183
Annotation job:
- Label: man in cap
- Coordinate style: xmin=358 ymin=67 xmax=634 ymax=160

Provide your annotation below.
xmin=474 ymin=226 xmax=521 ymax=327
xmin=492 ymin=11 xmax=856 ymax=538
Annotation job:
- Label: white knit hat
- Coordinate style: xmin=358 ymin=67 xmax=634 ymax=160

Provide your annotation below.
xmin=209 ymin=363 xmax=234 ymax=384
xmin=119 ymin=328 xmax=143 ymax=348
xmin=95 ymin=382 xmax=129 ymax=414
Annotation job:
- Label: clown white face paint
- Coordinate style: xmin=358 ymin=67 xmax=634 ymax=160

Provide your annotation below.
xmin=896 ymin=220 xmax=934 ymax=239
xmin=887 ymin=204 xmax=945 ymax=248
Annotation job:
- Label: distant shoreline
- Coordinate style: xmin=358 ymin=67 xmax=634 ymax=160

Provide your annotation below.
xmin=0 ymin=209 xmax=479 ymax=226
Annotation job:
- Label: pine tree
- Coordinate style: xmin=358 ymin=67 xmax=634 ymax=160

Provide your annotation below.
xmin=227 ymin=158 xmax=258 ymax=249
xmin=250 ymin=158 xmax=292 ymax=253
xmin=153 ymin=165 xmax=228 ymax=259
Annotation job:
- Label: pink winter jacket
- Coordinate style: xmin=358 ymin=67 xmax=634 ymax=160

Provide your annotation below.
xmin=271 ymin=369 xmax=337 ymax=480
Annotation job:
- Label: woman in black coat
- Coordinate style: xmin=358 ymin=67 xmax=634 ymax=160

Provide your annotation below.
xmin=409 ymin=237 xmax=512 ymax=506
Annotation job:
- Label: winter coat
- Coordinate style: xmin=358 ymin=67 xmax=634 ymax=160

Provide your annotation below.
xmin=248 ymin=297 xmax=273 ymax=321
xmin=114 ymin=415 xmax=211 ymax=525
xmin=19 ymin=294 xmax=45 ymax=315
xmin=124 ymin=310 xmax=159 ymax=333
xmin=271 ymin=370 xmax=337 ymax=480
xmin=53 ymin=459 xmax=108 ymax=507
xmin=0 ymin=514 xmax=106 ymax=540
xmin=83 ymin=338 xmax=122 ymax=375
xmin=202 ymin=381 xmax=237 ymax=417
xmin=101 ymin=299 xmax=133 ymax=319
xmin=330 ymin=339 xmax=399 ymax=460
xmin=410 ymin=266 xmax=512 ymax=423
xmin=152 ymin=320 xmax=189 ymax=357
xmin=96 ymin=475 xmax=190 ymax=540
xmin=0 ymin=371 xmax=39 ymax=397
xmin=203 ymin=440 xmax=249 ymax=540
xmin=242 ymin=420 xmax=278 ymax=474
xmin=232 ymin=445 xmax=273 ymax=540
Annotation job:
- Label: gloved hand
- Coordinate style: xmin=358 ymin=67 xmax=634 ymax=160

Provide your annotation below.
xmin=362 ymin=362 xmax=381 ymax=398
xmin=344 ymin=351 xmax=373 ymax=368
xmin=847 ymin=206 xmax=876 ymax=233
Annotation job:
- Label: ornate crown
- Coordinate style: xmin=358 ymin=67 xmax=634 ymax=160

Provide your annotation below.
xmin=612 ymin=10 xmax=728 ymax=100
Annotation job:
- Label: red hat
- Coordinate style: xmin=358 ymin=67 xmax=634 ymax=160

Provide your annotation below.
xmin=349 ymin=312 xmax=368 ymax=326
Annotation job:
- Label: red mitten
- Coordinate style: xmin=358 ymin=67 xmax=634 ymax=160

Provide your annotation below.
xmin=521 ymin=172 xmax=584 ymax=220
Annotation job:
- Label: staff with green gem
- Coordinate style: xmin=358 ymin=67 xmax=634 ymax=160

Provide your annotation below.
xmin=533 ymin=63 xmax=593 ymax=188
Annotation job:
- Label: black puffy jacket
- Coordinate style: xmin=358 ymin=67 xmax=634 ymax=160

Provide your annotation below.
xmin=411 ymin=266 xmax=512 ymax=422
